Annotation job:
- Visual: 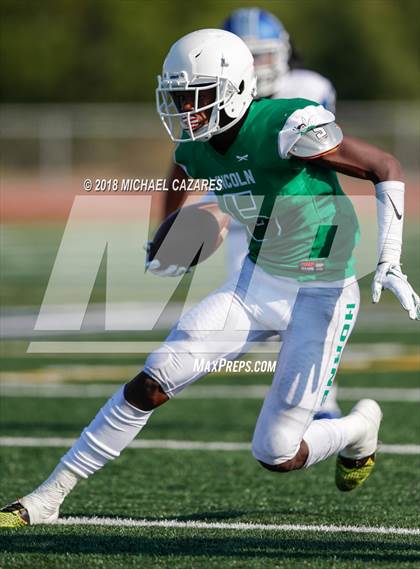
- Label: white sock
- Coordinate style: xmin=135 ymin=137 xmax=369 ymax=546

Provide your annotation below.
xmin=62 ymin=385 xmax=153 ymax=477
xmin=303 ymin=414 xmax=365 ymax=468
xmin=22 ymin=386 xmax=152 ymax=522
xmin=21 ymin=463 xmax=79 ymax=524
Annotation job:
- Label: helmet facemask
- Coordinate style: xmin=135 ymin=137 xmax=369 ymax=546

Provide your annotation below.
xmin=156 ymin=72 xmax=243 ymax=142
xmin=157 ymin=29 xmax=257 ymax=142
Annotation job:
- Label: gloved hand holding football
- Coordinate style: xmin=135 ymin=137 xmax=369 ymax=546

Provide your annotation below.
xmin=145 ymin=202 xmax=230 ymax=277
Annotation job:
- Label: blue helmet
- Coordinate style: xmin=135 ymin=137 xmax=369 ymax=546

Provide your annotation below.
xmin=222 ymin=8 xmax=290 ymax=97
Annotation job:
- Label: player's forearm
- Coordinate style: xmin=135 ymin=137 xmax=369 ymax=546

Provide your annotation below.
xmin=332 ymin=137 xmax=404 ymax=263
xmin=163 ymin=188 xmax=186 ymax=218
xmin=374 ymin=180 xmax=404 ymax=264
xmin=312 ymin=136 xmax=403 ymax=184
xmin=334 ymin=138 xmax=405 ymax=265
xmin=163 ymin=163 xmax=189 ymax=218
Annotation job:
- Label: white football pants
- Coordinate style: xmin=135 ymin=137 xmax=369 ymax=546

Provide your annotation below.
xmin=144 ymin=257 xmax=359 ymax=465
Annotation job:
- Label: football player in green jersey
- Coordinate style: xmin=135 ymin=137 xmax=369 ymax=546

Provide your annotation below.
xmin=1 ymin=29 xmax=419 ymax=527
xmin=163 ymin=8 xmax=342 ymax=420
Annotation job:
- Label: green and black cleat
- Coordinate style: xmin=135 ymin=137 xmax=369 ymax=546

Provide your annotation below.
xmin=0 ymin=501 xmax=30 ymax=528
xmin=335 ymin=453 xmax=376 ymax=492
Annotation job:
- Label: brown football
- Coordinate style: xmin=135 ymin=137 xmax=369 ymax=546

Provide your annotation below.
xmin=149 ymin=202 xmax=230 ymax=269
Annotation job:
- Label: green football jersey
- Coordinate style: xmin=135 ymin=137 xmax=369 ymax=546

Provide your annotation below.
xmin=175 ymin=98 xmax=360 ymax=281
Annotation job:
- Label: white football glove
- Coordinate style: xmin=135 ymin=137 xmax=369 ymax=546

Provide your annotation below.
xmin=372 ymin=263 xmax=420 ymax=320
xmin=144 ymin=242 xmax=189 ymax=278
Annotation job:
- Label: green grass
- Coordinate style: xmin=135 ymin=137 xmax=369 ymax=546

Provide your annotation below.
xmin=1 ymin=377 xmax=420 ymax=568
xmin=1 ymin=526 xmax=419 ymax=569
xmin=1 ymin=221 xmax=419 ymax=567
xmin=0 ymin=392 xmax=419 ymax=444
xmin=0 ymin=447 xmax=419 ymax=568
xmin=4 ymin=444 xmax=417 ymax=525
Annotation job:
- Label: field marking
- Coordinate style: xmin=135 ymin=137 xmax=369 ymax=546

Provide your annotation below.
xmin=1 ymin=383 xmax=419 ymax=402
xmin=56 ymin=516 xmax=420 ymax=536
xmin=24 ymin=341 xmax=420 ymax=370
xmin=1 ymin=437 xmax=419 ymax=455
xmin=26 ymin=341 xmax=282 ymax=354
xmin=2 ymin=303 xmax=418 ymax=338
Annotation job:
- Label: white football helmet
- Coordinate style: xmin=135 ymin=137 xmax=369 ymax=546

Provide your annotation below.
xmin=156 ymin=29 xmax=257 ymax=142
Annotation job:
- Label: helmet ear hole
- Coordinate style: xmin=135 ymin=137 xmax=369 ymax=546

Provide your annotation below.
xmin=238 ymin=80 xmax=244 ymax=94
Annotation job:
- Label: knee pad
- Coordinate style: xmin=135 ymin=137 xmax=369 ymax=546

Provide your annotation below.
xmin=144 ymin=343 xmax=198 ymax=398
xmin=251 ymin=407 xmax=303 ymax=466
xmin=252 ymin=429 xmax=300 ymax=466
xmin=252 ymin=397 xmax=311 ymax=466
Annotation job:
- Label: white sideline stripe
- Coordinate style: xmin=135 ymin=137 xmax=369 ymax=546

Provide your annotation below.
xmin=1 ymin=383 xmax=419 ymax=402
xmin=0 ymin=437 xmax=419 ymax=455
xmin=56 ymin=516 xmax=420 ymax=536
xmin=26 ymin=341 xmax=282 ymax=354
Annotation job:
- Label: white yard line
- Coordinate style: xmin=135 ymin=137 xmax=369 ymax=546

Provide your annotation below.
xmin=23 ymin=340 xmax=420 ymax=364
xmin=1 ymin=304 xmax=416 ymax=338
xmin=1 ymin=383 xmax=419 ymax=402
xmin=0 ymin=437 xmax=419 ymax=455
xmin=56 ymin=516 xmax=420 ymax=536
